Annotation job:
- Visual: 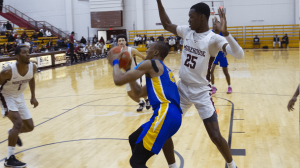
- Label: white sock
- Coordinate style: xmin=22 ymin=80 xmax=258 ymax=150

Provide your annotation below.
xmin=212 ymin=84 xmax=215 ymax=87
xmin=169 ymin=162 xmax=178 ymax=168
xmin=227 ymin=160 xmax=236 ymax=168
xmin=139 ymin=100 xmax=144 ymax=104
xmin=228 ymin=85 xmax=232 ymax=88
xmin=7 ymin=146 xmax=15 ymax=159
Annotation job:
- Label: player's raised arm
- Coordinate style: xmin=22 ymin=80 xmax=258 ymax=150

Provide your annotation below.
xmin=157 ymin=0 xmax=178 ymax=35
xmin=214 ymin=8 xmax=244 ymax=59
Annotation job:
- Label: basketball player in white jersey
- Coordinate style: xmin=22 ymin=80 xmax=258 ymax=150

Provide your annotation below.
xmin=0 ymin=46 xmax=39 ymax=168
xmin=157 ymin=1 xmax=244 ymax=168
xmin=116 ymin=34 xmax=151 ymax=112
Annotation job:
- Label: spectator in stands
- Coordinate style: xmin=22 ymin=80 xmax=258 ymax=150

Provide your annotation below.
xmin=69 ymin=31 xmax=77 ymax=63
xmin=80 ymin=36 xmax=87 ymax=45
xmin=0 ymin=49 xmax=5 ymax=56
xmin=40 ymin=45 xmax=47 ymax=52
xmin=146 ymin=38 xmax=153 ymax=48
xmin=169 ymin=37 xmax=177 ymax=51
xmin=45 ymin=29 xmax=52 ymax=37
xmin=134 ymin=35 xmax=139 ymax=46
xmin=99 ymin=36 xmax=105 ymax=44
xmin=46 ymin=39 xmax=53 ymax=49
xmin=158 ymin=34 xmax=164 ymax=41
xmin=6 ymin=21 xmax=12 ymax=31
xmin=81 ymin=45 xmax=90 ymax=60
xmin=92 ymin=35 xmax=98 ymax=44
xmin=7 ymin=32 xmax=15 ymax=42
xmin=7 ymin=42 xmax=16 ymax=53
xmin=138 ymin=35 xmax=142 ymax=45
xmin=0 ymin=23 xmax=6 ymax=35
xmin=90 ymin=43 xmax=96 ymax=57
xmin=253 ymin=35 xmax=260 ymax=48
xmin=57 ymin=38 xmax=64 ymax=48
xmin=75 ymin=43 xmax=84 ymax=60
xmin=21 ymin=30 xmax=28 ymax=43
xmin=38 ymin=29 xmax=44 ymax=37
xmin=143 ymin=34 xmax=147 ymax=44
xmin=54 ymin=44 xmax=59 ymax=51
xmin=150 ymin=36 xmax=154 ymax=42
xmin=100 ymin=42 xmax=107 ymax=55
xmin=281 ymin=34 xmax=289 ymax=48
xmin=273 ymin=35 xmax=281 ymax=48
xmin=32 ymin=31 xmax=38 ymax=41
xmin=24 ymin=39 xmax=32 ymax=47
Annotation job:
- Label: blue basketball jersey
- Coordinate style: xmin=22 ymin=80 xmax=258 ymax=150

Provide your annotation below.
xmin=135 ymin=60 xmax=182 ymax=113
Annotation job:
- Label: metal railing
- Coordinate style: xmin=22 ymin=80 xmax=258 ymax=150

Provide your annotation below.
xmin=2 ymin=5 xmax=69 ymax=38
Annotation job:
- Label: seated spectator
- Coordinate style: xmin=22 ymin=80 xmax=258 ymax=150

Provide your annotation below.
xmin=45 ymin=29 xmax=52 ymax=37
xmin=38 ymin=29 xmax=44 ymax=37
xmin=99 ymin=36 xmax=105 ymax=44
xmin=95 ymin=42 xmax=102 ymax=56
xmin=75 ymin=43 xmax=85 ymax=60
xmin=81 ymin=45 xmax=90 ymax=60
xmin=7 ymin=42 xmax=16 ymax=53
xmin=24 ymin=39 xmax=31 ymax=47
xmin=0 ymin=23 xmax=7 ymax=35
xmin=80 ymin=36 xmax=87 ymax=45
xmin=46 ymin=39 xmax=53 ymax=49
xmin=272 ymin=35 xmax=281 ymax=48
xmin=54 ymin=44 xmax=59 ymax=51
xmin=253 ymin=35 xmax=260 ymax=48
xmin=89 ymin=43 xmax=96 ymax=56
xmin=40 ymin=45 xmax=47 ymax=52
xmin=150 ymin=36 xmax=154 ymax=42
xmin=31 ymin=46 xmax=39 ymax=54
xmin=92 ymin=35 xmax=98 ymax=44
xmin=6 ymin=21 xmax=12 ymax=31
xmin=143 ymin=34 xmax=147 ymax=44
xmin=7 ymin=32 xmax=15 ymax=42
xmin=138 ymin=35 xmax=142 ymax=45
xmin=281 ymin=34 xmax=289 ymax=48
xmin=0 ymin=49 xmax=6 ymax=56
xmin=158 ymin=34 xmax=164 ymax=41
xmin=57 ymin=38 xmax=64 ymax=48
xmin=99 ymin=42 xmax=107 ymax=55
xmin=21 ymin=31 xmax=28 ymax=43
xmin=169 ymin=37 xmax=177 ymax=51
xmin=32 ymin=31 xmax=38 ymax=41
xmin=134 ymin=35 xmax=139 ymax=46
xmin=146 ymin=38 xmax=153 ymax=48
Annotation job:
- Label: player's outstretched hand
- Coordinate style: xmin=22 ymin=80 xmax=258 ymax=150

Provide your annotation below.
xmin=31 ymin=97 xmax=39 ymax=108
xmin=107 ymin=49 xmax=123 ymax=66
xmin=214 ymin=8 xmax=229 ymax=36
xmin=287 ymin=97 xmax=296 ymax=111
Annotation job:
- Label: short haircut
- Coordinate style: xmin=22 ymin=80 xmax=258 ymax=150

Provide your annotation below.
xmin=71 ymin=31 xmax=74 ymax=34
xmin=116 ymin=34 xmax=127 ymax=42
xmin=15 ymin=45 xmax=27 ymax=55
xmin=153 ymin=41 xmax=169 ymax=59
xmin=190 ymin=2 xmax=210 ymax=21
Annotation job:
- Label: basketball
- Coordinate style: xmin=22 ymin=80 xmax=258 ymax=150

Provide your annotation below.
xmin=111 ymin=46 xmax=131 ymax=70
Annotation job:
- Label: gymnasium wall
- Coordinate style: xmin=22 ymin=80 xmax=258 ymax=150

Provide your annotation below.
xmin=3 ymin=0 xmax=299 ymax=40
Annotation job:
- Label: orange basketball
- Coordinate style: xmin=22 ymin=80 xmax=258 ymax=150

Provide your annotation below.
xmin=119 ymin=50 xmax=131 ymax=70
xmin=112 ymin=46 xmax=122 ymax=54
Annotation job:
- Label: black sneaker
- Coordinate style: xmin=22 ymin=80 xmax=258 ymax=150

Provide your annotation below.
xmin=137 ymin=101 xmax=145 ymax=112
xmin=145 ymin=99 xmax=151 ymax=110
xmin=4 ymin=155 xmax=26 ymax=168
xmin=8 ymin=129 xmax=22 ymax=147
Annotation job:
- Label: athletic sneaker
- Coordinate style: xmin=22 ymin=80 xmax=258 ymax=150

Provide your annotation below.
xmin=137 ymin=101 xmax=145 ymax=112
xmin=4 ymin=155 xmax=26 ymax=168
xmin=227 ymin=87 xmax=232 ymax=94
xmin=145 ymin=99 xmax=151 ymax=110
xmin=8 ymin=129 xmax=22 ymax=147
xmin=212 ymin=87 xmax=217 ymax=94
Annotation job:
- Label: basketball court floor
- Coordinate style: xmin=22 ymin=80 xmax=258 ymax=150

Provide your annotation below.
xmin=0 ymin=48 xmax=298 ymax=168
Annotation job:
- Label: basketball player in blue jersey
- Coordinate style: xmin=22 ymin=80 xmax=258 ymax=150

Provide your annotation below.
xmin=107 ymin=41 xmax=182 ymax=168
xmin=211 ymin=29 xmax=232 ymax=94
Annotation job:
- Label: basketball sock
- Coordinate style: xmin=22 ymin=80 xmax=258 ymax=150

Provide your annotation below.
xmin=169 ymin=162 xmax=178 ymax=168
xmin=228 ymin=85 xmax=232 ymax=88
xmin=212 ymin=84 xmax=216 ymax=87
xmin=227 ymin=160 xmax=236 ymax=168
xmin=7 ymin=146 xmax=15 ymax=159
xmin=139 ymin=100 xmax=144 ymax=104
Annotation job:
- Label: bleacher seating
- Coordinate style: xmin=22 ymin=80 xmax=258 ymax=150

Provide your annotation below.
xmin=128 ymin=24 xmax=299 ymax=51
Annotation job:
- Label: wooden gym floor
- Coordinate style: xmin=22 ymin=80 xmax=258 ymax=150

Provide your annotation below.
xmin=0 ymin=48 xmax=299 ymax=168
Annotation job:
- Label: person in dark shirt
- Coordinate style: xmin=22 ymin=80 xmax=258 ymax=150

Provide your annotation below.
xmin=32 ymin=31 xmax=38 ymax=41
xmin=7 ymin=32 xmax=15 ymax=42
xmin=57 ymin=38 xmax=64 ymax=48
xmin=69 ymin=31 xmax=77 ymax=63
xmin=40 ymin=45 xmax=46 ymax=52
xmin=150 ymin=36 xmax=155 ymax=42
xmin=92 ymin=35 xmax=98 ymax=44
xmin=20 ymin=30 xmax=28 ymax=43
xmin=253 ymin=35 xmax=260 ymax=48
xmin=6 ymin=21 xmax=12 ymax=31
xmin=158 ymin=34 xmax=164 ymax=41
xmin=99 ymin=36 xmax=105 ymax=44
xmin=7 ymin=42 xmax=16 ymax=53
xmin=80 ymin=36 xmax=86 ymax=45
xmin=38 ymin=29 xmax=44 ymax=37
xmin=54 ymin=44 xmax=59 ymax=51
xmin=281 ymin=34 xmax=289 ymax=48
xmin=46 ymin=39 xmax=53 ymax=49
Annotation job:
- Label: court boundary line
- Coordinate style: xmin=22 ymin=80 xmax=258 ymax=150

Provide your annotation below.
xmin=0 ymin=138 xmax=184 ymax=168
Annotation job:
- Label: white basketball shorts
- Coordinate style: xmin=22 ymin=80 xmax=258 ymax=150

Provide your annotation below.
xmin=0 ymin=93 xmax=32 ymax=120
xmin=177 ymin=80 xmax=216 ymax=120
xmin=126 ymin=78 xmax=142 ymax=92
